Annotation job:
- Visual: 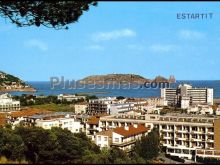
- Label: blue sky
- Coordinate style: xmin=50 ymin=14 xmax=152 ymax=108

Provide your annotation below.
xmin=0 ymin=2 xmax=220 ymax=81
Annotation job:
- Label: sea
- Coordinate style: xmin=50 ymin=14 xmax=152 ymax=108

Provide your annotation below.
xmin=2 ymin=80 xmax=220 ymax=99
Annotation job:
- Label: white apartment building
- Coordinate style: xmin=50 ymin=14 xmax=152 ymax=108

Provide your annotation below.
xmin=146 ymin=97 xmax=168 ymax=106
xmin=161 ymin=84 xmax=213 ymax=109
xmin=98 ymin=113 xmax=220 ymax=161
xmin=74 ymin=102 xmax=88 ymax=114
xmin=0 ymin=93 xmax=20 ymax=112
xmin=141 ymin=105 xmax=162 ymax=114
xmin=109 ymin=103 xmax=134 ymax=115
xmin=87 ymin=97 xmax=117 ymax=114
xmin=35 ymin=115 xmax=83 ymax=133
xmin=187 ymin=105 xmax=214 ymax=115
xmin=58 ymin=94 xmax=86 ymax=102
xmin=216 ymin=105 xmax=220 ymax=116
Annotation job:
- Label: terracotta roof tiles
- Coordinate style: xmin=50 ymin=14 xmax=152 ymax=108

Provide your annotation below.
xmin=113 ymin=124 xmax=149 ymax=138
xmin=10 ymin=108 xmax=51 ymax=118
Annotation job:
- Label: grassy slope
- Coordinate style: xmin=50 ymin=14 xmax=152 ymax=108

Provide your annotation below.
xmin=30 ymin=103 xmax=75 ymax=112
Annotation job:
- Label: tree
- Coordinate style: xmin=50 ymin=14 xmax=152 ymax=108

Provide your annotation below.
xmin=116 ymin=96 xmax=125 ymax=100
xmin=134 ymin=128 xmax=160 ymax=160
xmin=0 ymin=128 xmax=26 ymax=162
xmin=0 ymin=1 xmax=97 ymax=30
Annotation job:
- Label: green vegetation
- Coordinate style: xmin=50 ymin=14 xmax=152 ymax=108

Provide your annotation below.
xmin=134 ymin=128 xmax=160 ymax=160
xmin=160 ymin=106 xmax=187 ymax=115
xmin=116 ymin=96 xmax=125 ymax=100
xmin=13 ymin=94 xmax=87 ymax=107
xmin=0 ymin=126 xmax=154 ymax=164
xmin=196 ymin=156 xmax=220 ymax=164
xmin=30 ymin=103 xmax=75 ymax=112
xmin=0 ymin=1 xmax=97 ymax=30
xmin=0 ymin=71 xmax=25 ymax=85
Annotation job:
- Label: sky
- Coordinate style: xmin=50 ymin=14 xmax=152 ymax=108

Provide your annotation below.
xmin=0 ymin=2 xmax=220 ymax=81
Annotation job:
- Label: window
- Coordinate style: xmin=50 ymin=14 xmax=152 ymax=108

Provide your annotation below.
xmin=98 ymin=136 xmax=101 ymax=141
xmin=115 ymin=138 xmax=119 ymax=142
xmin=104 ymin=137 xmax=108 ymax=141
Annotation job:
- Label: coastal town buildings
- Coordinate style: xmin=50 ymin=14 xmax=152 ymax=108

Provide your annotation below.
xmin=95 ymin=124 xmax=152 ymax=152
xmin=35 ymin=115 xmax=83 ymax=133
xmin=109 ymin=103 xmax=134 ymax=114
xmin=161 ymin=84 xmax=213 ymax=109
xmin=57 ymin=94 xmax=86 ymax=102
xmin=87 ymin=97 xmax=117 ymax=114
xmin=74 ymin=102 xmax=88 ymax=114
xmin=216 ymin=105 xmax=220 ymax=116
xmin=0 ymin=93 xmax=20 ymax=112
xmin=98 ymin=113 xmax=220 ymax=161
xmin=146 ymin=97 xmax=168 ymax=106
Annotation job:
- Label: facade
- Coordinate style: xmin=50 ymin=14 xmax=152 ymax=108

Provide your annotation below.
xmin=95 ymin=124 xmax=151 ymax=152
xmin=0 ymin=93 xmax=20 ymax=112
xmin=98 ymin=113 xmax=220 ymax=161
xmin=146 ymin=97 xmax=168 ymax=106
xmin=87 ymin=97 xmax=117 ymax=114
xmin=58 ymin=94 xmax=86 ymax=102
xmin=35 ymin=116 xmax=83 ymax=133
xmin=141 ymin=105 xmax=162 ymax=114
xmin=109 ymin=103 xmax=134 ymax=114
xmin=74 ymin=102 xmax=88 ymax=114
xmin=161 ymin=84 xmax=213 ymax=108
xmin=216 ymin=105 xmax=220 ymax=116
xmin=86 ymin=115 xmax=103 ymax=141
xmin=187 ymin=105 xmax=214 ymax=115
xmin=111 ymin=124 xmax=151 ymax=152
xmin=95 ymin=129 xmax=113 ymax=149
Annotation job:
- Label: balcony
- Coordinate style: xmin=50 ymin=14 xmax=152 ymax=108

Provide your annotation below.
xmin=207 ymin=132 xmax=214 ymax=135
xmin=207 ymin=139 xmax=214 ymax=143
xmin=162 ymin=129 xmax=174 ymax=132
xmin=164 ymin=136 xmax=173 ymax=140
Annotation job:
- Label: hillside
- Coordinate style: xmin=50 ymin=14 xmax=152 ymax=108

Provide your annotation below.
xmin=0 ymin=71 xmax=36 ymax=92
xmin=79 ymin=74 xmax=175 ymax=84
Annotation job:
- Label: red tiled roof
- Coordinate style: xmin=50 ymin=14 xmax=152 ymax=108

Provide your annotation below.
xmin=87 ymin=116 xmax=100 ymax=125
xmin=0 ymin=113 xmax=6 ymax=126
xmin=10 ymin=108 xmax=51 ymax=118
xmin=113 ymin=124 xmax=149 ymax=138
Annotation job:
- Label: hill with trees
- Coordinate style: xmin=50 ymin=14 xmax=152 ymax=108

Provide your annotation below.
xmin=0 ymin=71 xmax=35 ymax=92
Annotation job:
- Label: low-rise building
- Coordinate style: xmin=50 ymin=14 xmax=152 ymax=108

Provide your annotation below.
xmin=58 ymin=94 xmax=86 ymax=102
xmin=109 ymin=103 xmax=134 ymax=115
xmin=146 ymin=97 xmax=168 ymax=106
xmin=141 ymin=105 xmax=162 ymax=114
xmin=95 ymin=124 xmax=152 ymax=152
xmin=187 ymin=105 xmax=214 ymax=115
xmin=35 ymin=115 xmax=83 ymax=133
xmin=74 ymin=102 xmax=88 ymax=114
xmin=111 ymin=124 xmax=151 ymax=152
xmin=86 ymin=115 xmax=103 ymax=141
xmin=7 ymin=108 xmax=51 ymax=126
xmin=0 ymin=93 xmax=20 ymax=112
xmin=95 ymin=129 xmax=113 ymax=149
xmin=216 ymin=105 xmax=220 ymax=116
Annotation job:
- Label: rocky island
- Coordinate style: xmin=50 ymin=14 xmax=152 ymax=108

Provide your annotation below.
xmin=0 ymin=71 xmax=36 ymax=92
xmin=79 ymin=74 xmax=176 ymax=84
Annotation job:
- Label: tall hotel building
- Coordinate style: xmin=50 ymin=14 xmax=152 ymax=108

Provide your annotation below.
xmin=161 ymin=84 xmax=213 ymax=108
